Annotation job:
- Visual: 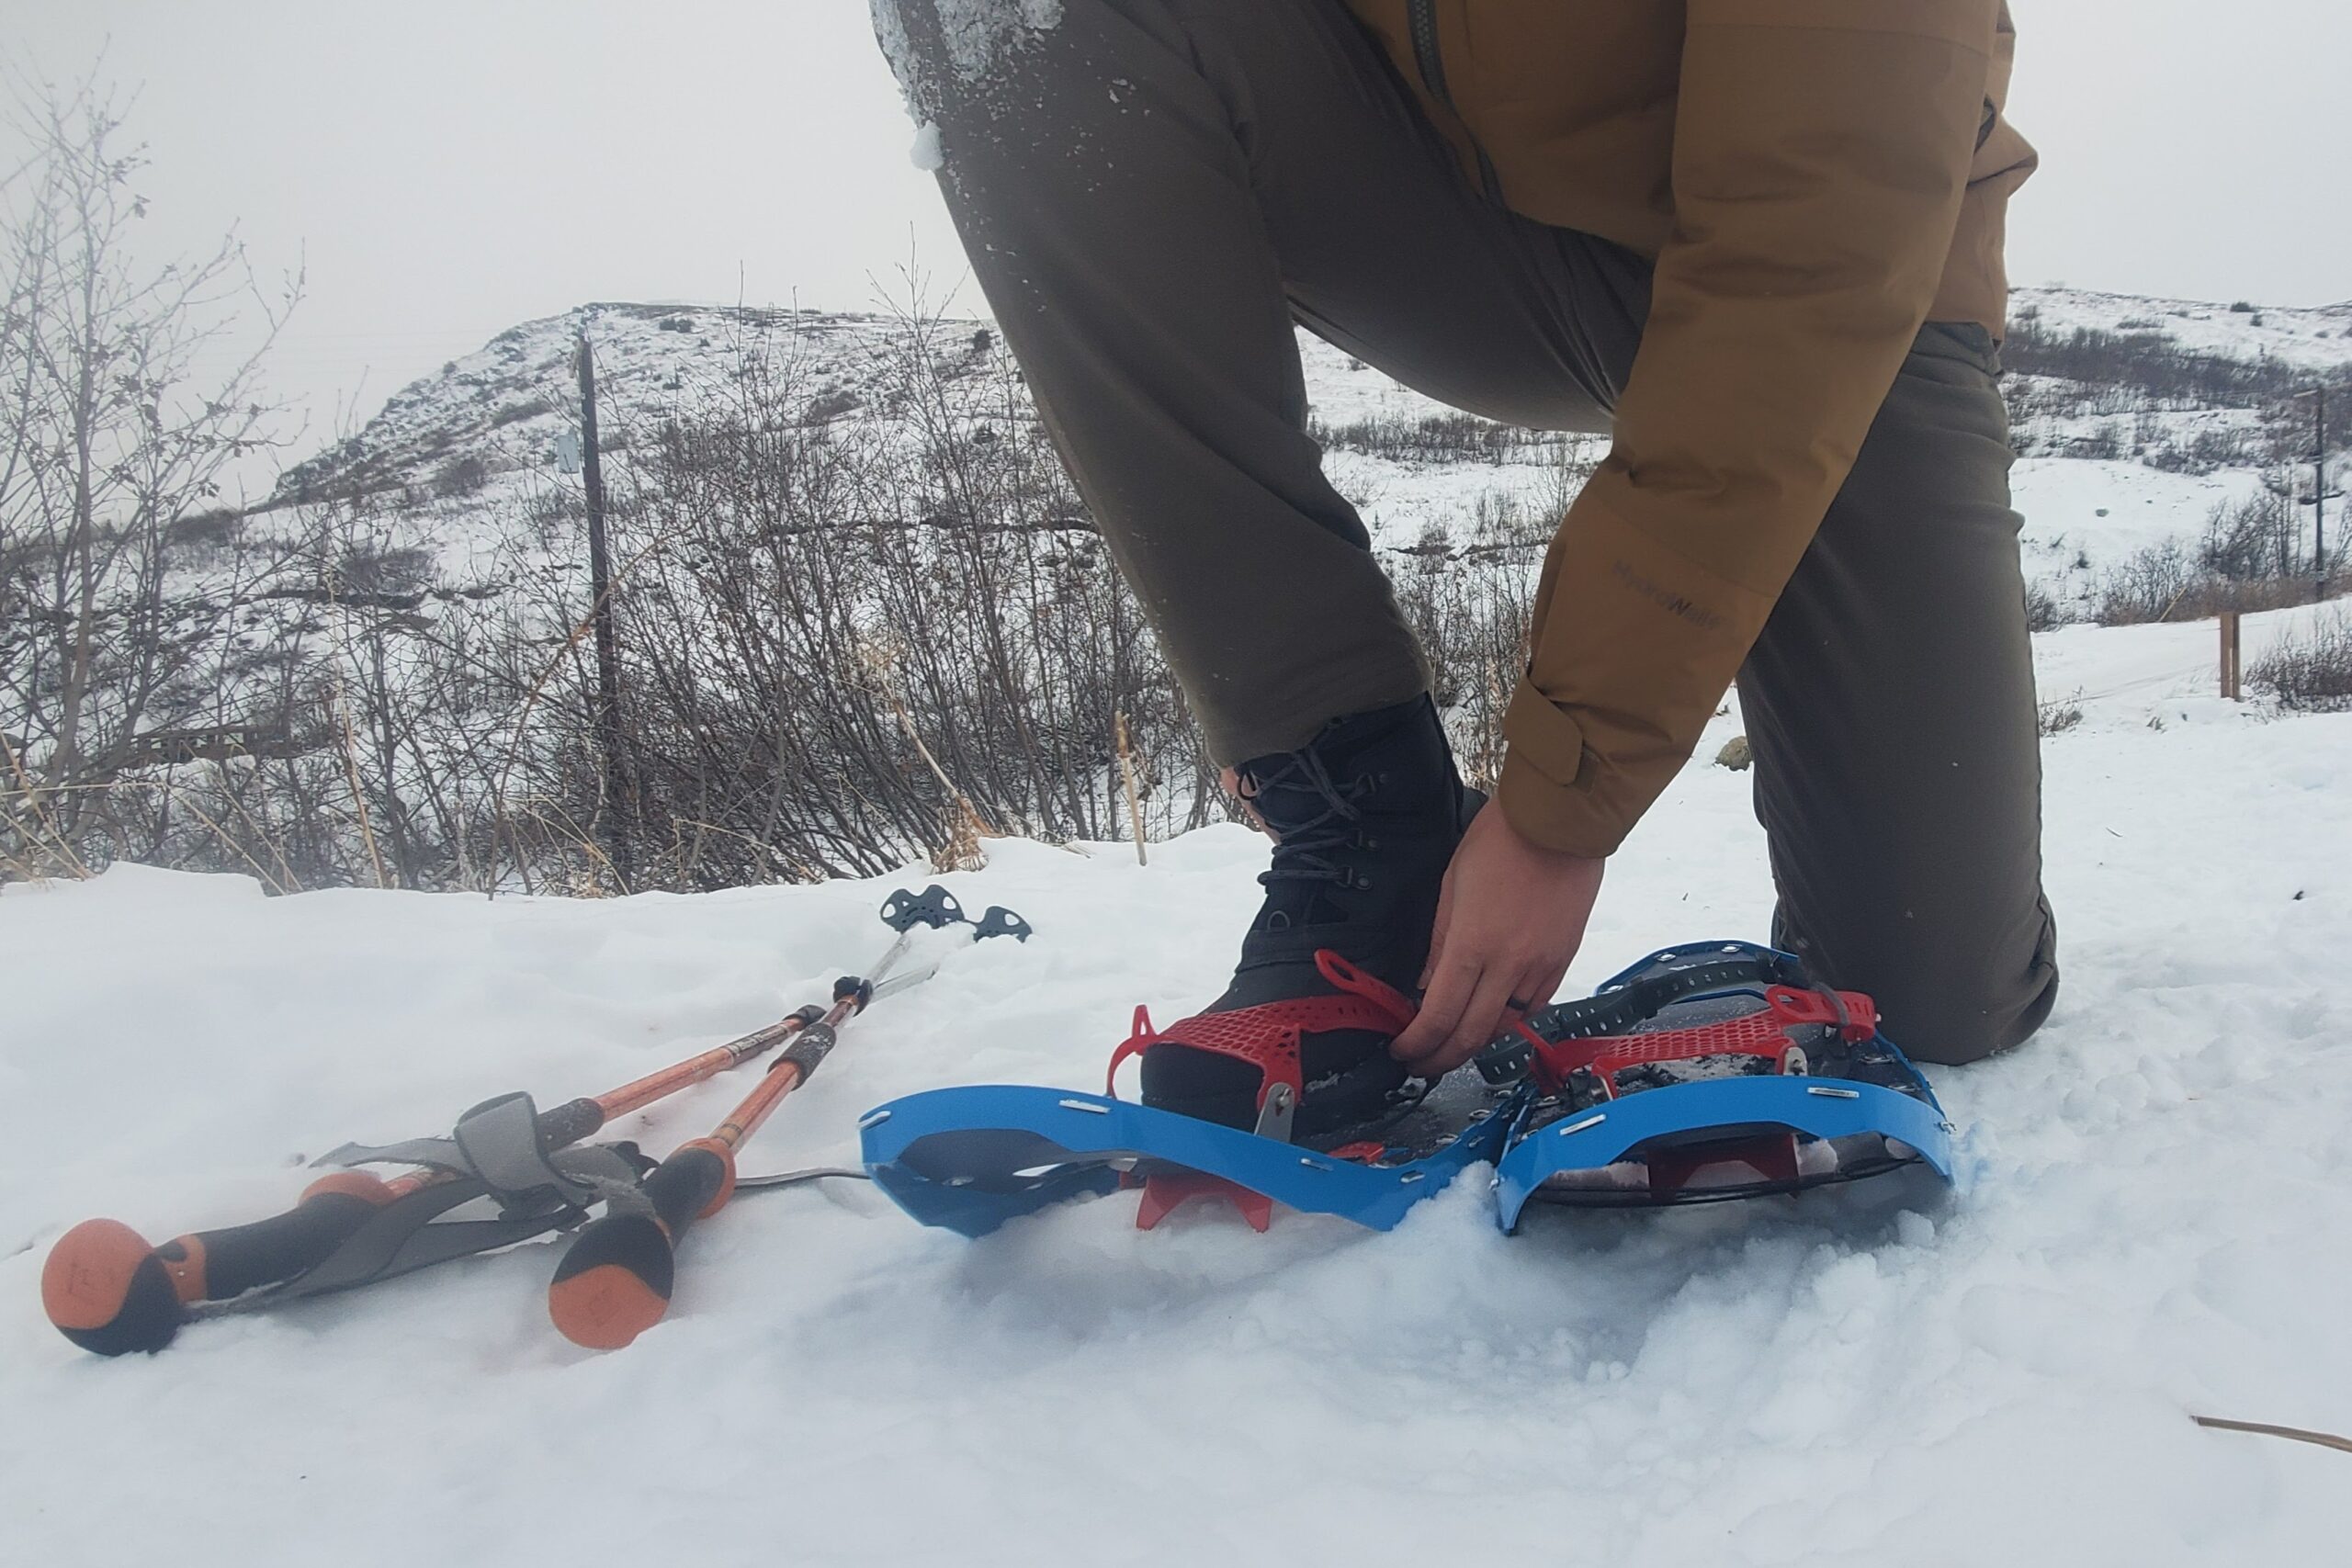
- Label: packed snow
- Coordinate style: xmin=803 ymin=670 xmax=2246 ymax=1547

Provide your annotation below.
xmin=909 ymin=120 xmax=945 ymax=172
xmin=6 ymin=605 xmax=2351 ymax=1566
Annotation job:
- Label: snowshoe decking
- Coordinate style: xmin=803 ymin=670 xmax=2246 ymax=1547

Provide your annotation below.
xmin=1484 ymin=942 xmax=1956 ymax=1229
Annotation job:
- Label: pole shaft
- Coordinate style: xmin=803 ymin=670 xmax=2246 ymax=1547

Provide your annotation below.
xmin=588 ymin=1019 xmax=808 ymax=1123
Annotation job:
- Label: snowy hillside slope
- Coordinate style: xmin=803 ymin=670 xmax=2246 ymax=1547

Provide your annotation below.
xmin=6 ymin=604 xmax=2350 ymax=1568
xmin=249 ymin=284 xmax=2352 ymax=606
xmin=2020 ymin=285 xmax=2352 ymax=372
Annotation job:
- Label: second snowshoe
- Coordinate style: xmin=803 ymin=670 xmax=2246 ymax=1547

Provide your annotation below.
xmin=1484 ymin=941 xmax=1956 ymax=1229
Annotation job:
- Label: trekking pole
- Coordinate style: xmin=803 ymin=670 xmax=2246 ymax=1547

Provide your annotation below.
xmin=40 ymin=1012 xmax=844 ymax=1358
xmin=40 ymin=885 xmax=1000 ymax=1358
xmin=548 ymin=900 xmax=1029 ymax=1349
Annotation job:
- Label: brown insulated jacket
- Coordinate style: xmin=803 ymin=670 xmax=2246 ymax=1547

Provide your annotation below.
xmin=1340 ymin=1 xmax=2039 ymax=856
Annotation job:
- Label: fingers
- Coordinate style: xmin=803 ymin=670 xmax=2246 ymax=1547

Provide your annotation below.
xmin=1523 ymin=963 xmax=1568 ymax=1020
xmin=1392 ymin=954 xmax=1531 ymax=1074
xmin=1391 ymin=807 xmax=1604 ymax=1077
xmin=1393 ymin=946 xmax=1473 ymax=1065
xmin=1434 ymin=964 xmax=1528 ymax=1076
xmin=1396 ymin=951 xmax=1572 ymax=1077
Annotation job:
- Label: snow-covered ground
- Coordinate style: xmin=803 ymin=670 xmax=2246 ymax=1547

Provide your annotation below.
xmin=2012 ymin=457 xmax=2270 ymax=608
xmin=6 ymin=607 xmax=2352 ymax=1567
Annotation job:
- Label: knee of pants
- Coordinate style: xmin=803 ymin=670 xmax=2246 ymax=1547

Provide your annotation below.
xmin=1880 ymin=969 xmax=2057 ymax=1066
xmin=1871 ymin=935 xmax=2058 ymax=1068
xmin=1780 ymin=903 xmax=2060 ymax=1067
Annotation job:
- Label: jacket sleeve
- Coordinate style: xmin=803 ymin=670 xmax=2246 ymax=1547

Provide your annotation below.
xmin=1497 ymin=0 xmax=1999 ymax=857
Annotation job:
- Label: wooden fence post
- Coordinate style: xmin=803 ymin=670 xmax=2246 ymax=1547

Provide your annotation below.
xmin=576 ymin=331 xmax=634 ymax=890
xmin=2220 ymin=610 xmax=2243 ymax=701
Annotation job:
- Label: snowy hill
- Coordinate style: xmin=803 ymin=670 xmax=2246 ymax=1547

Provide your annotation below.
xmin=251 ymin=283 xmax=2352 ymax=610
xmin=2018 ymin=284 xmax=2352 ymax=372
xmin=6 ymin=602 xmax=2351 ymax=1566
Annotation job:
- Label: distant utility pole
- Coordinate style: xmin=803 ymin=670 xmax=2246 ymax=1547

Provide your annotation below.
xmin=2291 ymin=386 xmax=2336 ymax=596
xmin=575 ymin=331 xmax=634 ymax=887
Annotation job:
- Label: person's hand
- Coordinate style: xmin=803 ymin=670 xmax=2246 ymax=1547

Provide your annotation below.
xmin=1390 ymin=804 xmax=1605 ymax=1077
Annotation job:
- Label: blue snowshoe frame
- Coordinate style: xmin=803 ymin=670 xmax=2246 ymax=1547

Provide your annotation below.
xmin=859 ymin=1085 xmax=1518 ymax=1236
xmin=1490 ymin=942 xmax=1956 ymax=1230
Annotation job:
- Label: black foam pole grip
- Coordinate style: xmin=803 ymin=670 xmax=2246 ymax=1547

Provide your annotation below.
xmin=640 ymin=1146 xmax=729 ymax=1241
xmin=184 ymin=1188 xmax=390 ymax=1301
xmin=547 ymin=1145 xmax=729 ymax=1349
xmin=533 ymin=1095 xmax=607 ymax=1149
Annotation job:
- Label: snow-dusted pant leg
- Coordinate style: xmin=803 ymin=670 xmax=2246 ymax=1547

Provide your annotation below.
xmin=1741 ymin=324 xmax=2062 ymax=1066
xmin=873 ymin=0 xmax=1645 ymax=763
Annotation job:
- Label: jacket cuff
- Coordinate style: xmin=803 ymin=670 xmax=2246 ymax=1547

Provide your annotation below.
xmin=1496 ymin=681 xmax=1633 ymax=859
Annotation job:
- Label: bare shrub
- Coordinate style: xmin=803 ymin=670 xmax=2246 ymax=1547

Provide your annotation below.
xmin=2199 ymin=486 xmax=2301 ymax=581
xmin=2002 ymin=320 xmax=2305 ymax=411
xmin=500 ymin=288 xmax=1239 ymax=888
xmin=2038 ymin=689 xmax=2085 ymax=736
xmin=433 ymin=454 xmax=490 ymax=497
xmin=167 ymin=508 xmax=244 ymax=554
xmin=488 ymin=397 xmax=555 ymax=429
xmin=1311 ymin=409 xmax=1532 ymax=465
xmin=334 ymin=542 xmax=434 ymax=601
xmin=1 ymin=67 xmax=300 ymax=879
xmin=2144 ymin=425 xmax=2262 ymax=474
xmin=2093 ymin=539 xmax=2198 ymax=625
xmin=2092 ymin=534 xmax=2350 ymax=625
xmin=2249 ymin=611 xmax=2352 ymax=711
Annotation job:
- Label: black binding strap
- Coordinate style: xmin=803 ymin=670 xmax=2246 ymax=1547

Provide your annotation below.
xmin=1476 ymin=951 xmax=1800 ymax=1086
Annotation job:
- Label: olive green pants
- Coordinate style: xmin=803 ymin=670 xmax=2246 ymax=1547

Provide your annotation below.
xmin=879 ymin=0 xmax=2058 ymax=1063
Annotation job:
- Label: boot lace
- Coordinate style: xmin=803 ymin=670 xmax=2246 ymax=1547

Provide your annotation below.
xmin=1243 ymin=750 xmax=1377 ymax=928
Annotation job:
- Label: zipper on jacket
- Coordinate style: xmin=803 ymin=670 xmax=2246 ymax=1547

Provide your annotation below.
xmin=1406 ymin=0 xmax=1503 ymax=202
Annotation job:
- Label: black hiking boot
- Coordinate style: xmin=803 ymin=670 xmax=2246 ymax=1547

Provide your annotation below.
xmin=1122 ymin=694 xmax=1483 ymax=1139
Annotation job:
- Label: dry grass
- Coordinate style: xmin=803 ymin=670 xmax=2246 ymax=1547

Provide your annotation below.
xmin=2249 ymin=608 xmax=2352 ymax=711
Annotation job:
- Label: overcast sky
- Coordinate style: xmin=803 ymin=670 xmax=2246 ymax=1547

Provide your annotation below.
xmin=6 ymin=1 xmax=2346 ymax=500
